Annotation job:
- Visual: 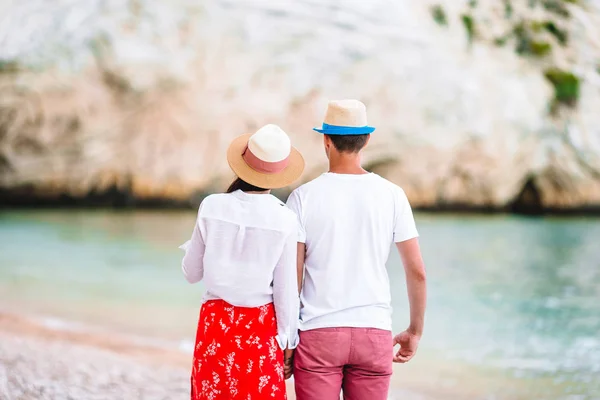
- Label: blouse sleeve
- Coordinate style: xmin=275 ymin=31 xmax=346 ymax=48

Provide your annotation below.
xmin=180 ymin=206 xmax=206 ymax=284
xmin=272 ymin=226 xmax=300 ymax=349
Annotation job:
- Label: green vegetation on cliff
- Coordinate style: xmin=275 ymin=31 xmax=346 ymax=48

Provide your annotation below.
xmin=504 ymin=1 xmax=514 ymax=19
xmin=540 ymin=21 xmax=568 ymax=45
xmin=494 ymin=36 xmax=509 ymax=47
xmin=461 ymin=14 xmax=475 ymax=43
xmin=544 ymin=68 xmax=580 ymax=109
xmin=431 ymin=5 xmax=448 ymax=26
xmin=541 ymin=0 xmax=571 ymax=18
xmin=514 ymin=23 xmax=553 ymax=57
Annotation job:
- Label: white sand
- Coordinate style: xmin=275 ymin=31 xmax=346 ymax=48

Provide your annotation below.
xmin=0 ymin=312 xmax=437 ymax=400
xmin=0 ymin=332 xmax=189 ymax=400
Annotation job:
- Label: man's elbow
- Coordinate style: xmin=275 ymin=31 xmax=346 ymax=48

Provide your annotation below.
xmin=414 ymin=269 xmax=427 ymax=283
xmin=408 ymin=264 xmax=427 ymax=283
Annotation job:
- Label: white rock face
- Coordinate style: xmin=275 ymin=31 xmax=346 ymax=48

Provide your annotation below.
xmin=0 ymin=0 xmax=599 ymax=209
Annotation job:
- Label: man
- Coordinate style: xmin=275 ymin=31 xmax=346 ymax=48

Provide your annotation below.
xmin=286 ymin=99 xmax=427 ymax=400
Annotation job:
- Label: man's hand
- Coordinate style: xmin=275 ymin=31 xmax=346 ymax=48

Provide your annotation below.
xmin=394 ymin=238 xmax=426 ymax=364
xmin=283 ymin=348 xmax=294 ymax=379
xmin=393 ymin=330 xmax=421 ymax=363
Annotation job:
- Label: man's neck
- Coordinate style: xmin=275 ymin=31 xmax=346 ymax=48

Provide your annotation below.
xmin=328 ymin=152 xmax=369 ymax=175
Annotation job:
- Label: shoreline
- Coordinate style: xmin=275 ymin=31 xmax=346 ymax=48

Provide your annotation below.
xmin=0 ymin=311 xmax=438 ymax=400
xmin=0 ymin=311 xmax=594 ymax=399
xmin=3 ymin=187 xmax=600 ymax=216
xmin=0 ymin=312 xmax=190 ymax=368
xmin=3 ymin=201 xmax=600 ymax=217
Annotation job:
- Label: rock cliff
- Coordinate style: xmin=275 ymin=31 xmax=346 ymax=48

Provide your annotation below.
xmin=1 ymin=0 xmax=599 ymax=212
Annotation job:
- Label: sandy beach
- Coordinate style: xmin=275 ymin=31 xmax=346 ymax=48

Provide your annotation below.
xmin=1 ymin=310 xmax=596 ymax=400
xmin=0 ymin=312 xmax=190 ymax=400
xmin=0 ymin=312 xmax=440 ymax=400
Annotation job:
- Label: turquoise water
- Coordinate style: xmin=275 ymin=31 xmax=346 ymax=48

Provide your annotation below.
xmin=1 ymin=210 xmax=599 ymax=398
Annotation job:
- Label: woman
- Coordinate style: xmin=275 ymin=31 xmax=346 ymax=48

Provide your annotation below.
xmin=180 ymin=124 xmax=304 ymax=399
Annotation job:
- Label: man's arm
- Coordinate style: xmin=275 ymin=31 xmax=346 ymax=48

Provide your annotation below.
xmin=296 ymin=242 xmax=305 ymax=294
xmin=285 ymin=190 xmax=306 ymax=295
xmin=393 ymin=237 xmax=427 ymax=363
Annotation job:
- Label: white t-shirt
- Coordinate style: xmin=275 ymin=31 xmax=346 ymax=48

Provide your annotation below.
xmin=286 ymin=172 xmax=418 ymax=332
xmin=180 ymin=190 xmax=300 ymax=349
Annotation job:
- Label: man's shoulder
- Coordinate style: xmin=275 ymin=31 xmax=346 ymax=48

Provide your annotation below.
xmin=291 ymin=173 xmax=406 ymax=198
xmin=368 ymin=173 xmax=407 ymax=195
xmin=287 ymin=175 xmax=329 ymax=207
xmin=292 ymin=174 xmax=328 ymax=195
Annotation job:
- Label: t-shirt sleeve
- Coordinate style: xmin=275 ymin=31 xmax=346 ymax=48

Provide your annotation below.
xmin=393 ymin=187 xmax=419 ymax=243
xmin=285 ymin=190 xmax=306 ymax=243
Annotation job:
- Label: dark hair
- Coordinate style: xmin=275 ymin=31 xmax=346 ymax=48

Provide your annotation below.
xmin=325 ymin=134 xmax=369 ymax=153
xmin=226 ymin=177 xmax=267 ymax=193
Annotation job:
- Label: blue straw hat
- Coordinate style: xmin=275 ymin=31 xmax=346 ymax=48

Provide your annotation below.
xmin=313 ymin=99 xmax=375 ymax=135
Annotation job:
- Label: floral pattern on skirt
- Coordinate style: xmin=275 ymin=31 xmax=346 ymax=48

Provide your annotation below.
xmin=191 ymin=300 xmax=286 ymax=400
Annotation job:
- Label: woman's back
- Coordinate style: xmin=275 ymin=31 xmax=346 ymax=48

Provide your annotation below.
xmin=182 ymin=189 xmax=298 ymax=307
xmin=181 ymin=124 xmax=303 ymax=399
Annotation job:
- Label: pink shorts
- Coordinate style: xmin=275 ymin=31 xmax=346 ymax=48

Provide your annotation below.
xmin=294 ymin=327 xmax=393 ymax=400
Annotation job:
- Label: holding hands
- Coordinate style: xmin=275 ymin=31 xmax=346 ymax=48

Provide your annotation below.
xmin=284 ymin=348 xmax=294 ymax=379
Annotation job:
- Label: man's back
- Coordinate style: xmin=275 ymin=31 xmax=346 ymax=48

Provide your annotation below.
xmin=286 ymin=172 xmax=418 ymax=331
xmin=289 ymin=99 xmax=426 ymax=400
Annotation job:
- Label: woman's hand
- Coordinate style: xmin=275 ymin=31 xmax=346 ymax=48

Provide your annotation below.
xmin=283 ymin=348 xmax=294 ymax=379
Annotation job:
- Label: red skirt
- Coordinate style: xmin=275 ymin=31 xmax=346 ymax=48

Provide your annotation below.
xmin=191 ymin=300 xmax=286 ymax=399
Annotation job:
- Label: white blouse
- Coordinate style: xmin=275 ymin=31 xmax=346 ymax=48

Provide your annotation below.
xmin=179 ymin=190 xmax=300 ymax=349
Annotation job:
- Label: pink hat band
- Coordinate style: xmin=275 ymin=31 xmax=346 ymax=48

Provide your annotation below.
xmin=242 ymin=146 xmax=290 ymax=174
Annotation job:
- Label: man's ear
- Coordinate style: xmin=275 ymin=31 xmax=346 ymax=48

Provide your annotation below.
xmin=323 ymin=134 xmax=333 ymax=159
xmin=323 ymin=134 xmax=332 ymax=149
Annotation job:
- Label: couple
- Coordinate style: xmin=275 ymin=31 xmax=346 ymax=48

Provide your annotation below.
xmin=180 ymin=99 xmax=427 ymax=400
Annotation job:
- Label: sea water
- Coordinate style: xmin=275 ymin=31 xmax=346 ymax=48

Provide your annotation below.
xmin=1 ymin=210 xmax=599 ymax=399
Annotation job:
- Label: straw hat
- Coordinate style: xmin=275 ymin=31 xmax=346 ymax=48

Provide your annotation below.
xmin=227 ymin=124 xmax=305 ymax=189
xmin=313 ymin=99 xmax=375 ymax=135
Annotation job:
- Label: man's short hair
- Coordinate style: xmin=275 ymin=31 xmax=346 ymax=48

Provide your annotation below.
xmin=325 ymin=134 xmax=369 ymax=153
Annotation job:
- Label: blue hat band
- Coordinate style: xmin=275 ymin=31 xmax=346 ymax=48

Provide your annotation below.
xmin=313 ymin=123 xmax=375 ymax=135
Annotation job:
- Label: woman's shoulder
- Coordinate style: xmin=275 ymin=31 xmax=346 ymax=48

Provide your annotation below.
xmin=263 ymin=195 xmax=298 ymax=231
xmin=266 ymin=194 xmax=296 ymax=217
xmin=195 ymin=193 xmax=229 ymax=215
xmin=201 ymin=193 xmax=229 ymax=204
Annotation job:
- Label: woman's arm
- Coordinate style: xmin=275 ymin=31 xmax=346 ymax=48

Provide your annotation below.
xmin=272 ymin=229 xmax=300 ymax=351
xmin=181 ymin=215 xmax=205 ymax=284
